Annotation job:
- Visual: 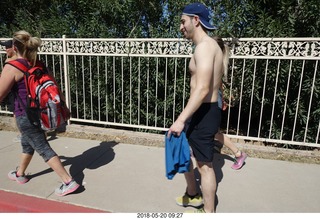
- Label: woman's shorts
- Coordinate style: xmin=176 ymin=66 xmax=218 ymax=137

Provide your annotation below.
xmin=186 ymin=102 xmax=221 ymax=162
xmin=16 ymin=115 xmax=57 ymax=162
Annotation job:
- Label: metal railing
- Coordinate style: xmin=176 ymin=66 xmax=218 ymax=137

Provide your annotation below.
xmin=1 ymin=37 xmax=319 ymax=149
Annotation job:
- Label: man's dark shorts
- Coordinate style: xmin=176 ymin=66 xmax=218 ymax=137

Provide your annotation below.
xmin=186 ymin=102 xmax=221 ymax=163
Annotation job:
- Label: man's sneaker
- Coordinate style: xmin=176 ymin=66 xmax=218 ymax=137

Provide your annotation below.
xmin=231 ymin=152 xmax=247 ymax=170
xmin=55 ymin=179 xmax=80 ymax=196
xmin=176 ymin=193 xmax=203 ymax=207
xmin=185 ymin=208 xmax=206 ymax=213
xmin=8 ymin=170 xmax=29 ymax=184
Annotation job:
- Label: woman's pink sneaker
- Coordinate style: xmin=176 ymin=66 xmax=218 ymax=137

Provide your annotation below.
xmin=231 ymin=152 xmax=247 ymax=170
xmin=8 ymin=170 xmax=29 ymax=184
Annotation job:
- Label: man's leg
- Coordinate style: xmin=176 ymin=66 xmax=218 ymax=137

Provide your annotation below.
xmin=197 ymin=161 xmax=216 ymax=213
xmin=176 ymin=160 xmax=203 ymax=207
xmin=184 ymin=161 xmax=198 ymax=195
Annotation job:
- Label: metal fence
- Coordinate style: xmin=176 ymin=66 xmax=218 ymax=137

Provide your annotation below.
xmin=1 ymin=37 xmax=319 ymax=149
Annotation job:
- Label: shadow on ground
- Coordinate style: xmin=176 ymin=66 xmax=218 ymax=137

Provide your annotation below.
xmin=28 ymin=141 xmax=118 ymax=194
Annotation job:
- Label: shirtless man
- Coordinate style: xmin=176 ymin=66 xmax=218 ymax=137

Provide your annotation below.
xmin=0 ymin=40 xmax=17 ymax=62
xmin=0 ymin=40 xmax=21 ymax=142
xmin=167 ymin=2 xmax=224 ymax=213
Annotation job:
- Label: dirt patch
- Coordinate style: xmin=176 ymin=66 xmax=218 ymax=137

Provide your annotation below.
xmin=1 ymin=115 xmax=319 ymax=165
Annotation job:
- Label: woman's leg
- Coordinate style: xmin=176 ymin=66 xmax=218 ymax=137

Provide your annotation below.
xmin=215 ymin=132 xmax=241 ymax=157
xmin=46 ymin=155 xmax=72 ymax=184
xmin=17 ymin=153 xmax=33 ymax=176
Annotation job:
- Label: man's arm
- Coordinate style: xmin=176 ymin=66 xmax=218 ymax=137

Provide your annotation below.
xmin=0 ymin=65 xmax=16 ymax=102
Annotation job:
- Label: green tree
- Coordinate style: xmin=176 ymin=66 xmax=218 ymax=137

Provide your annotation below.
xmin=211 ymin=0 xmax=320 ymax=38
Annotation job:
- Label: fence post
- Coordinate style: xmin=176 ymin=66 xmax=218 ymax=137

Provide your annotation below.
xmin=62 ymin=35 xmax=71 ymax=125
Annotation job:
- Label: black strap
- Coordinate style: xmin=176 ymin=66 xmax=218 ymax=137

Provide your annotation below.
xmin=12 ymin=89 xmax=26 ymax=111
xmin=6 ymin=60 xmax=29 ymax=111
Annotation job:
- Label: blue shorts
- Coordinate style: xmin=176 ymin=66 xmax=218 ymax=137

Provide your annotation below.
xmin=186 ymin=102 xmax=221 ymax=162
xmin=16 ymin=115 xmax=57 ymax=162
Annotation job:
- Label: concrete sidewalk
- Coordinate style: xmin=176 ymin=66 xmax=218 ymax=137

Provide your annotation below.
xmin=0 ymin=130 xmax=320 ymax=213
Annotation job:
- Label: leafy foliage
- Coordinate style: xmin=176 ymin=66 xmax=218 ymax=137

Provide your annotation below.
xmin=1 ymin=0 xmax=318 ymax=37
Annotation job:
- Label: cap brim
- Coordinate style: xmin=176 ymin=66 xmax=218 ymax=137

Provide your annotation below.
xmin=0 ymin=41 xmax=13 ymax=48
xmin=199 ymin=20 xmax=216 ymax=30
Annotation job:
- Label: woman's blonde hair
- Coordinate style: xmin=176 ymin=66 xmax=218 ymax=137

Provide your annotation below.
xmin=13 ymin=30 xmax=41 ymax=67
xmin=212 ymin=36 xmax=230 ymax=80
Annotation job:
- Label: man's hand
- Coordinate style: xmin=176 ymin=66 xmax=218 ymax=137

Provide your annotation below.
xmin=167 ymin=120 xmax=185 ymax=138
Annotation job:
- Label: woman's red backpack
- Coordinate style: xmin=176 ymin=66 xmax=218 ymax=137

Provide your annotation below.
xmin=7 ymin=59 xmax=70 ymax=131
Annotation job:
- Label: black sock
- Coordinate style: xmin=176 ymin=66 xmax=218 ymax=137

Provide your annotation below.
xmin=186 ymin=192 xmax=199 ymax=199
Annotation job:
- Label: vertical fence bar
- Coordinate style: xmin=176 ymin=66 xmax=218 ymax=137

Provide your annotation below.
xmin=74 ymin=56 xmax=79 ymax=119
xmin=90 ymin=56 xmax=93 ymax=119
xmin=164 ymin=58 xmax=168 ymax=128
xmin=316 ymin=120 xmax=320 ymax=144
xmin=183 ymin=58 xmax=188 ymax=108
xmin=280 ymin=60 xmax=292 ymax=141
xmin=97 ymin=56 xmax=101 ymax=121
xmin=113 ymin=56 xmax=116 ymax=122
xmin=146 ymin=57 xmax=150 ymax=126
xmin=121 ymin=57 xmax=124 ymax=123
xmin=138 ymin=57 xmax=141 ymax=125
xmin=173 ymin=58 xmax=177 ymax=122
xmin=237 ymin=60 xmax=246 ymax=135
xmin=62 ymin=35 xmax=70 ymax=125
xmin=258 ymin=59 xmax=269 ymax=138
xmin=269 ymin=60 xmax=281 ymax=139
xmin=82 ymin=56 xmax=86 ymax=119
xmin=292 ymin=60 xmax=305 ymax=141
xmin=129 ymin=56 xmax=132 ymax=124
xmin=304 ymin=60 xmax=318 ymax=143
xmin=155 ymin=58 xmax=159 ymax=127
xmin=105 ymin=56 xmax=109 ymax=122
xmin=247 ymin=59 xmax=257 ymax=136
xmin=226 ymin=58 xmax=236 ymax=134
xmin=59 ymin=55 xmax=63 ymax=92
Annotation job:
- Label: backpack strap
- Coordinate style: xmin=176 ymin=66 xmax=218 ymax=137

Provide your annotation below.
xmin=5 ymin=59 xmax=30 ymax=75
xmin=13 ymin=89 xmax=26 ymax=109
xmin=5 ymin=60 xmax=31 ymax=110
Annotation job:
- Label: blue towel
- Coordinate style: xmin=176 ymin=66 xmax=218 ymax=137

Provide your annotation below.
xmin=165 ymin=131 xmax=190 ymax=180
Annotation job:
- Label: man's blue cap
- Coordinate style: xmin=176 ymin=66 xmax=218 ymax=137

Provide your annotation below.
xmin=0 ymin=40 xmax=13 ymax=49
xmin=182 ymin=2 xmax=215 ymax=30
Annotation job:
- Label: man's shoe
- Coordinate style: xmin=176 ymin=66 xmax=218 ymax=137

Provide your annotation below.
xmin=8 ymin=170 xmax=29 ymax=184
xmin=185 ymin=208 xmax=206 ymax=213
xmin=176 ymin=193 xmax=203 ymax=207
xmin=231 ymin=152 xmax=247 ymax=170
xmin=55 ymin=179 xmax=80 ymax=196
